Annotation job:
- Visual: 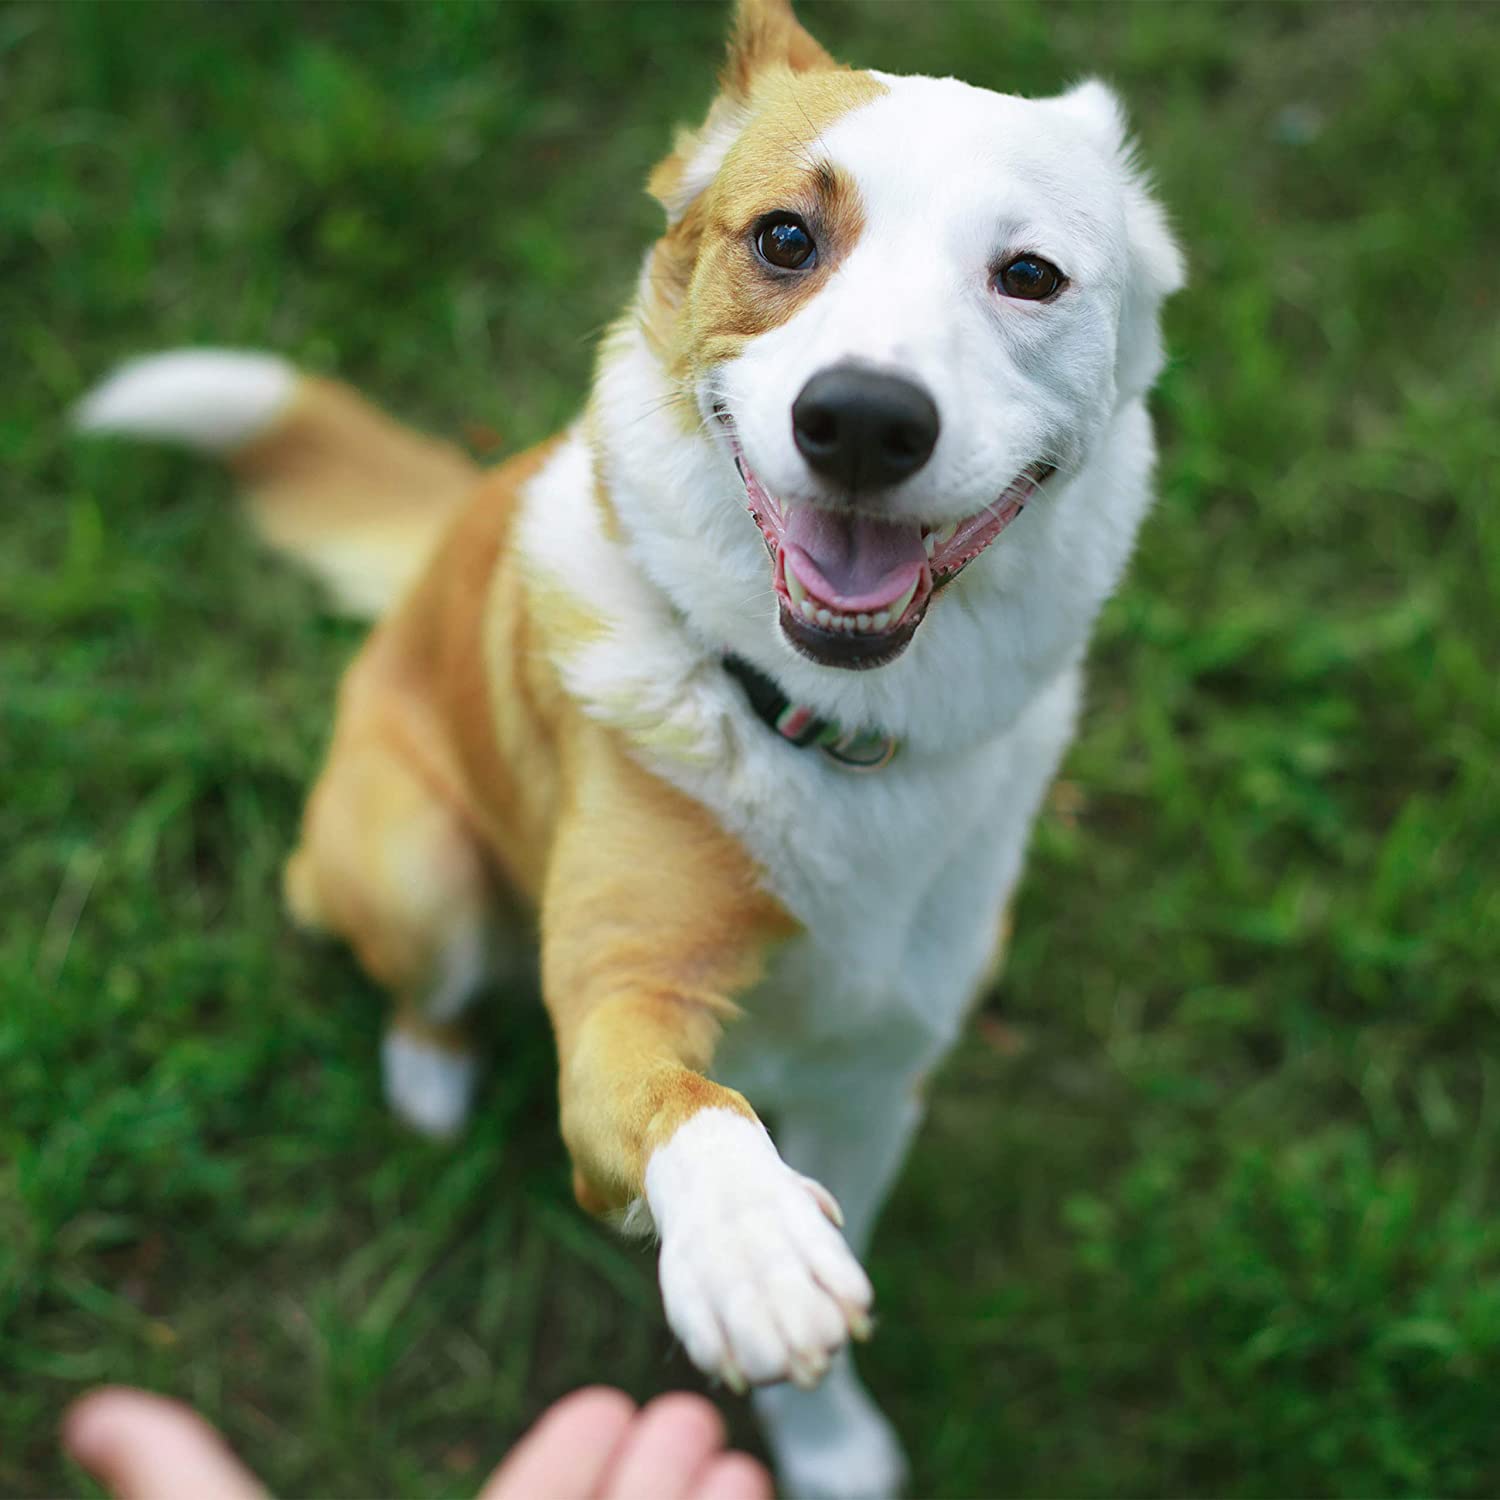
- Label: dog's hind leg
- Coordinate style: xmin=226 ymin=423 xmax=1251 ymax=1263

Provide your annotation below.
xmin=749 ymin=1074 xmax=926 ymax=1500
xmin=284 ymin=717 xmax=498 ymax=1140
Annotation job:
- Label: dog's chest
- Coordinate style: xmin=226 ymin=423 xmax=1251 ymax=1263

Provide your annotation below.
xmin=657 ymin=668 xmax=1081 ymax=1105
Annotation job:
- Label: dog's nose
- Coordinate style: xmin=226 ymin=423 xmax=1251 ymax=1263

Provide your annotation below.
xmin=791 ymin=365 xmax=939 ymax=490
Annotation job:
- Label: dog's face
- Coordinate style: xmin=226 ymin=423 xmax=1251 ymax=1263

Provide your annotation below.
xmin=635 ymin=0 xmax=1183 ymax=673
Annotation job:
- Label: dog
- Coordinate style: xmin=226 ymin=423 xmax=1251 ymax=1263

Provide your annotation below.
xmin=76 ymin=1 xmax=1182 ymax=1493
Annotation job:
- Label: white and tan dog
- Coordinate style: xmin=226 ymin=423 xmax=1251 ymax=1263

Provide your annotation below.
xmin=77 ymin=2 xmax=1182 ymax=1493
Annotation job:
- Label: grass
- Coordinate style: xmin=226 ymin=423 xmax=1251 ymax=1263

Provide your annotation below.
xmin=3 ymin=1 xmax=1498 ymax=1495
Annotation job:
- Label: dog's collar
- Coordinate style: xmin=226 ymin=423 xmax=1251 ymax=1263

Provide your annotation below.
xmin=721 ymin=654 xmax=900 ymax=772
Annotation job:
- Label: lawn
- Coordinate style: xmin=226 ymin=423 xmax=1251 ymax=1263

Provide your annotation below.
xmin=3 ymin=1 xmax=1498 ymax=1495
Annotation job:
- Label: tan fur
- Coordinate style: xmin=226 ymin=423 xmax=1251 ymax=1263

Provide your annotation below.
xmin=233 ymin=378 xmax=478 ymax=617
xmin=642 ymin=16 xmax=885 ymax=380
xmin=649 ymin=142 xmax=876 ymax=380
xmin=721 ymin=0 xmax=836 ymax=102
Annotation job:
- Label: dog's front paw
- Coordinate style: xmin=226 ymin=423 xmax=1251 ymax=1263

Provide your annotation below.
xmin=646 ymin=1109 xmax=873 ymax=1391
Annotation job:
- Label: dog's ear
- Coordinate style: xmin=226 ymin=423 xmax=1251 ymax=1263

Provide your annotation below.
xmin=1054 ymin=78 xmax=1186 ymax=396
xmin=649 ymin=0 xmax=835 ymax=223
xmin=1051 ymin=80 xmax=1127 ymax=153
xmin=722 ymin=0 xmax=835 ymax=101
xmin=1053 ymin=79 xmax=1185 ymax=301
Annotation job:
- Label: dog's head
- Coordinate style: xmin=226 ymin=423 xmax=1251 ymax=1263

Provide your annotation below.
xmin=628 ymin=0 xmax=1183 ymax=674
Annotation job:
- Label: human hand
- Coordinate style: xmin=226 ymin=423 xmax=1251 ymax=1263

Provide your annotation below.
xmin=64 ymin=1384 xmax=772 ymax=1500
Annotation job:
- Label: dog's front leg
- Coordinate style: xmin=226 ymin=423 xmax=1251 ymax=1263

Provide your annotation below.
xmin=541 ymin=725 xmax=873 ymax=1390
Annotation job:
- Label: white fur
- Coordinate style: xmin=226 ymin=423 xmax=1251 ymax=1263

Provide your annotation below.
xmin=74 ymin=349 xmax=295 ymax=452
xmin=517 ymin=69 xmax=1181 ymax=1496
xmin=381 ymin=1031 xmax=477 ymax=1139
xmin=645 ymin=1109 xmax=873 ymax=1390
xmin=756 ymin=1356 xmax=909 ymax=1500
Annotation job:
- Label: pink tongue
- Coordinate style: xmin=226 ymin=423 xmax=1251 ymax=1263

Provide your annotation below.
xmin=783 ymin=507 xmax=927 ymax=613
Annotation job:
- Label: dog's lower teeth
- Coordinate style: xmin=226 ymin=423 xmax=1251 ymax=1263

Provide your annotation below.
xmin=783 ymin=564 xmax=919 ymax=636
xmin=784 ymin=598 xmax=910 ymax=635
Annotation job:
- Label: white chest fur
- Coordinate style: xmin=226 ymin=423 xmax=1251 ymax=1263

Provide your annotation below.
xmin=697 ymin=665 xmax=1080 ymax=1108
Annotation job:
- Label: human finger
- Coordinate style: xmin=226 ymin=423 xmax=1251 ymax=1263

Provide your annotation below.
xmin=478 ymin=1386 xmax=637 ymax=1500
xmin=599 ymin=1392 xmax=727 ymax=1500
xmin=692 ymin=1452 xmax=775 ymax=1500
xmin=63 ymin=1388 xmax=267 ymax=1500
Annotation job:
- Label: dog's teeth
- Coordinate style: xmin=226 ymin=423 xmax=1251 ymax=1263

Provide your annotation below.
xmin=891 ymin=580 xmax=919 ymax=622
xmin=932 ymin=521 xmax=958 ymax=548
xmin=923 ymin=533 xmax=936 ymax=558
xmin=789 ymin=578 xmax=900 ymax=634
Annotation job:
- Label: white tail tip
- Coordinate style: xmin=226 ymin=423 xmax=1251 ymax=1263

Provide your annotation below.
xmin=73 ymin=349 xmax=296 ymax=454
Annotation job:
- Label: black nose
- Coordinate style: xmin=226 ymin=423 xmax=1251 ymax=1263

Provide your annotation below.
xmin=791 ymin=364 xmax=940 ymax=490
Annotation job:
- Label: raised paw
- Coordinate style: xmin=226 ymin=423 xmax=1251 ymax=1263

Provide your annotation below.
xmin=645 ymin=1109 xmax=874 ymax=1391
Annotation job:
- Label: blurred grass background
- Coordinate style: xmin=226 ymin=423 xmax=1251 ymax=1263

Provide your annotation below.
xmin=3 ymin=1 xmax=1498 ymax=1495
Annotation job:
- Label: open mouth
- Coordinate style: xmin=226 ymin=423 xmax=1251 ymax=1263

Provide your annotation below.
xmin=714 ymin=407 xmax=1055 ymax=669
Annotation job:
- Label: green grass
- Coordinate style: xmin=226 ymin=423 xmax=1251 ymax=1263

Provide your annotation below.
xmin=3 ymin=1 xmax=1498 ymax=1495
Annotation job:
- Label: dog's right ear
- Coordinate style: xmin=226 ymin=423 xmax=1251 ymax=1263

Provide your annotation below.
xmin=721 ymin=0 xmax=835 ymax=101
xmin=649 ymin=0 xmax=836 ymax=224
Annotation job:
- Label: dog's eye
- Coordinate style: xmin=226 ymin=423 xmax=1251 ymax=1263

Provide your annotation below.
xmin=755 ymin=214 xmax=817 ymax=271
xmin=994 ymin=255 xmax=1066 ymax=301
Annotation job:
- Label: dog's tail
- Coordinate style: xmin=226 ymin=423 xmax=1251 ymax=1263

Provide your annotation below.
xmin=74 ymin=350 xmax=479 ymax=619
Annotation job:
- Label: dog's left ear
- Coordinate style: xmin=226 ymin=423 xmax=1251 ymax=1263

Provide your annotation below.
xmin=650 ymin=0 xmax=836 ymax=224
xmin=1054 ymin=79 xmax=1186 ymax=398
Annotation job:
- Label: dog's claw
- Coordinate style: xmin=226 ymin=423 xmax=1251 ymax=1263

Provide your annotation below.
xmin=787 ymin=1345 xmax=830 ymax=1389
xmin=844 ymin=1301 xmax=874 ymax=1342
xmin=802 ymin=1175 xmax=845 ymax=1228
